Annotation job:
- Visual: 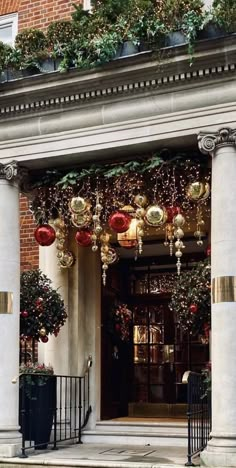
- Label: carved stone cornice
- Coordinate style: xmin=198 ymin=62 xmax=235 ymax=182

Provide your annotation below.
xmin=198 ymin=128 xmax=236 ymax=156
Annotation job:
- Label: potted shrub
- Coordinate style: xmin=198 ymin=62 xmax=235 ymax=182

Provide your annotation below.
xmin=162 ymin=0 xmax=205 ymax=51
xmin=47 ymin=20 xmax=80 ymax=70
xmin=14 ymin=28 xmax=48 ymax=75
xmin=211 ymin=0 xmax=236 ymax=34
xmin=20 ymin=268 xmax=67 ymax=342
xmin=19 ymin=362 xmax=56 ymax=449
xmin=0 ymin=41 xmax=12 ymax=82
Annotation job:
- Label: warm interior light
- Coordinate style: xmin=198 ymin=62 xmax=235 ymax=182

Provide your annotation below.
xmin=117 ymin=218 xmax=138 ymax=248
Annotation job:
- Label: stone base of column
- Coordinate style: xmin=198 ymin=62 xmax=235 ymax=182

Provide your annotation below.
xmin=201 ymin=436 xmax=236 ymax=467
xmin=0 ymin=431 xmax=22 ymax=457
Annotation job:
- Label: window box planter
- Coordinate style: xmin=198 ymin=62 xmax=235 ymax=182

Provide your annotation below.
xmin=197 ymin=22 xmax=226 ymax=40
xmin=117 ymin=40 xmax=140 ymax=58
xmin=164 ymin=31 xmax=186 ymax=47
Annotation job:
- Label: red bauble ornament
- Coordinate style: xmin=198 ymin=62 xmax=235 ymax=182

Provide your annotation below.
xmin=108 ymin=211 xmax=131 ymax=233
xmin=206 ymin=244 xmax=211 ymax=257
xmin=75 ymin=229 xmax=93 ymax=247
xmin=41 ymin=335 xmax=49 ymax=343
xmin=166 ymin=206 xmax=180 ymax=223
xmin=34 ymin=224 xmax=56 ymax=246
xmin=21 ymin=310 xmax=29 ymax=318
xmin=189 ymin=303 xmax=198 ymax=314
xmin=203 ymin=323 xmax=210 ymax=337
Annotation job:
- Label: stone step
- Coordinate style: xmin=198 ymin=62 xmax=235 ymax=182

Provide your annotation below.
xmin=82 ymin=422 xmax=188 ymax=447
xmin=96 ymin=421 xmax=187 ymax=435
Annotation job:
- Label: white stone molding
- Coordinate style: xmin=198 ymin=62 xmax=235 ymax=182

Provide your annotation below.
xmin=0 ymin=62 xmax=236 ymax=119
xmin=198 ymin=128 xmax=236 ymax=155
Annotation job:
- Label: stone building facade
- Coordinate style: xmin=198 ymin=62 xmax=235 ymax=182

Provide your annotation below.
xmin=1 ymin=1 xmax=236 ymax=467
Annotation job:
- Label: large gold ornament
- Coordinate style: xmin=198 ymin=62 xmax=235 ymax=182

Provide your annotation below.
xmin=186 ymin=181 xmax=210 ymax=202
xmin=145 ymin=205 xmax=167 ymax=226
xmin=69 ymin=196 xmax=87 ymax=214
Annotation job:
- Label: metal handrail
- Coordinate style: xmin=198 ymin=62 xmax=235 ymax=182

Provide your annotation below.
xmin=183 ymin=370 xmax=211 ymax=466
xmin=18 ymin=356 xmax=93 ymax=457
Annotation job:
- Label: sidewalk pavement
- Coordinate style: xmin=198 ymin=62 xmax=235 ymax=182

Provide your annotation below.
xmin=0 ymin=443 xmax=200 ymax=468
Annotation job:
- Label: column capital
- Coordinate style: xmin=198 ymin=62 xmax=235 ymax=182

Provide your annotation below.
xmin=198 ymin=128 xmax=236 ymax=156
xmin=0 ymin=162 xmax=29 ymax=190
xmin=0 ymin=162 xmax=18 ymax=181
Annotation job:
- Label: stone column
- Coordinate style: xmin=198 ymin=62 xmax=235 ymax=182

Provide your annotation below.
xmin=0 ymin=163 xmax=21 ymax=457
xmin=38 ymin=243 xmax=69 ymax=376
xmin=198 ymin=128 xmax=236 ymax=467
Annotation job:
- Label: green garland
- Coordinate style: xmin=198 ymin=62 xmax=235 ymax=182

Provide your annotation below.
xmin=30 ymin=151 xmax=208 ymax=189
xmin=170 ymin=259 xmax=211 ymax=337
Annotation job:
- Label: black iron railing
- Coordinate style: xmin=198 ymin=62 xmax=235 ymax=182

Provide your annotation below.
xmin=183 ymin=371 xmax=211 ymax=466
xmin=19 ymin=356 xmax=92 ymax=457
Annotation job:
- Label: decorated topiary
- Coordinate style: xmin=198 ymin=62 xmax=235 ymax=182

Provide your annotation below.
xmin=20 ymin=269 xmax=67 ymax=342
xmin=170 ymin=258 xmax=211 ymax=337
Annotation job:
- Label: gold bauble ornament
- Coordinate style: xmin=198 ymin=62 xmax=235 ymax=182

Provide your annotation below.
xmin=69 ymin=196 xmax=87 ymax=214
xmin=39 ymin=327 xmax=47 ymax=337
xmin=107 ymin=248 xmax=118 ymax=264
xmin=54 ymin=218 xmax=65 ymax=229
xmin=120 ymin=205 xmax=135 ymax=214
xmin=173 ymin=213 xmax=185 ymax=227
xmin=58 ymin=251 xmax=75 ymax=268
xmin=71 ymin=212 xmax=92 ymax=228
xmin=134 ymin=194 xmax=148 ymax=207
xmin=100 ymin=232 xmax=110 ymax=244
xmin=145 ymin=204 xmax=167 ymax=226
xmin=186 ymin=181 xmax=210 ymax=202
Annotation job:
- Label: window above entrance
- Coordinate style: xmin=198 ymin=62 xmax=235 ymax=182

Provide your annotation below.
xmin=0 ymin=13 xmax=18 ymax=46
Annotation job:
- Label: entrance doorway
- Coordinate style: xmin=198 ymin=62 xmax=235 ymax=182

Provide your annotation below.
xmin=101 ymin=250 xmax=209 ymax=420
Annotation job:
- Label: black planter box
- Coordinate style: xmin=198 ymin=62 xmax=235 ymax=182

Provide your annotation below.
xmin=19 ymin=375 xmax=56 ymax=449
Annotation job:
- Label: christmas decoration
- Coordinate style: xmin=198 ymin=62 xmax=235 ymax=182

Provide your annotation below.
xmin=134 ymin=194 xmax=148 ymax=207
xmin=53 ymin=217 xmax=75 ymax=268
xmin=20 ymin=269 xmax=67 ymax=340
xmin=39 ymin=327 xmax=47 ymax=337
xmin=30 ymin=153 xmax=211 ymax=280
xmin=189 ymin=303 xmax=198 ymax=314
xmin=34 ymin=224 xmax=56 ymax=247
xmin=117 ymin=218 xmax=138 ymax=249
xmin=108 ymin=211 xmax=131 ymax=233
xmin=170 ymin=259 xmax=211 ymax=336
xmin=109 ymin=304 xmax=132 ymax=342
xmin=75 ymin=229 xmax=93 ymax=247
xmin=69 ymin=196 xmax=87 ymax=214
xmin=186 ymin=181 xmax=210 ymax=202
xmin=145 ymin=204 xmax=167 ymax=226
xmin=206 ymin=244 xmax=211 ymax=257
xmin=173 ymin=213 xmax=186 ymax=275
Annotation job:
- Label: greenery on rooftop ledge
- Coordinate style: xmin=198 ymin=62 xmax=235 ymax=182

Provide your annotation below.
xmin=0 ymin=0 xmax=235 ymax=78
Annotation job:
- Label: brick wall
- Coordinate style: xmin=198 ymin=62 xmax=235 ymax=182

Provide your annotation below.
xmin=1 ymin=0 xmax=82 ymax=273
xmin=20 ymin=195 xmax=39 ymax=272
xmin=0 ymin=0 xmax=82 ymax=30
